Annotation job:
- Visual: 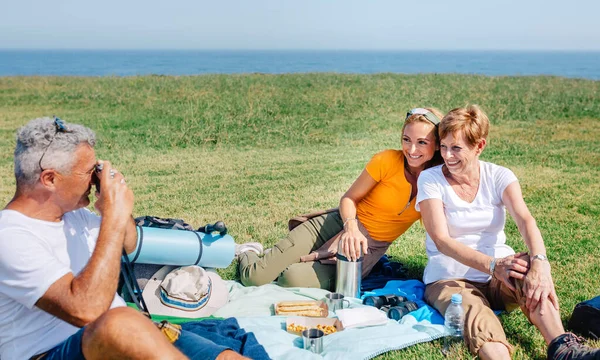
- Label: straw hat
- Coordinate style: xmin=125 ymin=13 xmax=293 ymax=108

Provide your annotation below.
xmin=142 ymin=265 xmax=228 ymax=318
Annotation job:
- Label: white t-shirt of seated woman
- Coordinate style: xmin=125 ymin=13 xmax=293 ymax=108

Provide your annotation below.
xmin=416 ymin=161 xmax=519 ymax=285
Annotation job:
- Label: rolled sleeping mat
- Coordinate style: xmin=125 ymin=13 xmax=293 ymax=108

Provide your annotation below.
xmin=127 ymin=226 xmax=235 ymax=268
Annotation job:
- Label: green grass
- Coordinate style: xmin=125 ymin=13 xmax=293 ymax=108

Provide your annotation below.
xmin=1 ymin=74 xmax=599 ymax=359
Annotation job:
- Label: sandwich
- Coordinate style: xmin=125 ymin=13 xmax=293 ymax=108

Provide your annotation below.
xmin=275 ymin=301 xmax=326 ymax=317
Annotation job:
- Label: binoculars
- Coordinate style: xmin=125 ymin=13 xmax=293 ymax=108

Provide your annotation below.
xmin=362 ymin=294 xmax=418 ymax=320
xmin=363 ymin=294 xmax=406 ymax=308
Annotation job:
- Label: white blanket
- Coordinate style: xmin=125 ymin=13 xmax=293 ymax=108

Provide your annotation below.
xmin=213 ymin=281 xmax=449 ymax=360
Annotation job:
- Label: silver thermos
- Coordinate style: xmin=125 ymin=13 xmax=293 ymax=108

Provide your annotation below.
xmin=335 ymin=240 xmax=363 ymax=298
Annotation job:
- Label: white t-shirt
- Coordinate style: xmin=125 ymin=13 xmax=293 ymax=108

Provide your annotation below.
xmin=0 ymin=208 xmax=126 ymax=360
xmin=416 ymin=161 xmax=519 ymax=285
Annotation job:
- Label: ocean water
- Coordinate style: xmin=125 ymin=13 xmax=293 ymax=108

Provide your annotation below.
xmin=0 ymin=50 xmax=599 ymax=79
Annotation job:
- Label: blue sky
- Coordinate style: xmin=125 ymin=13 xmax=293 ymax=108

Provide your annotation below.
xmin=1 ymin=0 xmax=599 ymax=50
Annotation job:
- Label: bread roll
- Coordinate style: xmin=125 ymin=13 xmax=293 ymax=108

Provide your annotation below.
xmin=275 ymin=301 xmax=325 ymax=317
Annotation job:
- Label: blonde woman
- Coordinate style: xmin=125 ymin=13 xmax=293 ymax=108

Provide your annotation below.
xmin=239 ymin=107 xmax=444 ymax=290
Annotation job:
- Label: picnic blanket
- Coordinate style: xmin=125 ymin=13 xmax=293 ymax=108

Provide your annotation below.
xmin=212 ymin=281 xmax=449 ymax=359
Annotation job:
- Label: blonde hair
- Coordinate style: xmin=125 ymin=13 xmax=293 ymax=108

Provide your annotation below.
xmin=402 ymin=107 xmax=444 ymax=167
xmin=439 ymin=105 xmax=489 ymax=147
xmin=402 ymin=107 xmax=444 ymax=133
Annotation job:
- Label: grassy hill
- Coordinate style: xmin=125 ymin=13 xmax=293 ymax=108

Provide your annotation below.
xmin=1 ymin=74 xmax=599 ymax=359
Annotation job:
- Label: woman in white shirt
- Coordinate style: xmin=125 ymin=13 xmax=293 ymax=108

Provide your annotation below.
xmin=416 ymin=105 xmax=599 ymax=360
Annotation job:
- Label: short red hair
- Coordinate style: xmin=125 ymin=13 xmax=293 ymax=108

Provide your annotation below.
xmin=440 ymin=105 xmax=489 ymax=147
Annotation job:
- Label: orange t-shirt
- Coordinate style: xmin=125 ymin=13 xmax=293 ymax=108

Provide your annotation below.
xmin=356 ymin=149 xmax=421 ymax=242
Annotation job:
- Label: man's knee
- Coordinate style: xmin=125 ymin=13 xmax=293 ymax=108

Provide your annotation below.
xmin=83 ymin=307 xmax=151 ymax=345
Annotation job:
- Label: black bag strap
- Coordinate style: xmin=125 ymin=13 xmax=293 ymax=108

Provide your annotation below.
xmin=121 ymin=248 xmax=151 ymax=319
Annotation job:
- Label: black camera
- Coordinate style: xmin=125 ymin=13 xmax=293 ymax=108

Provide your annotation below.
xmin=362 ymin=294 xmax=407 ymax=309
xmin=92 ymin=163 xmax=103 ymax=192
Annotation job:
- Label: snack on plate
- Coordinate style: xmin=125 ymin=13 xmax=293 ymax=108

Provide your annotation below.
xmin=275 ymin=301 xmax=327 ymax=317
xmin=286 ymin=323 xmax=337 ymax=335
xmin=316 ymin=324 xmax=337 ymax=335
xmin=286 ymin=323 xmax=307 ymax=333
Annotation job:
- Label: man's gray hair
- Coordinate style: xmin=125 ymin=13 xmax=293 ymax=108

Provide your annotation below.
xmin=14 ymin=117 xmax=96 ymax=186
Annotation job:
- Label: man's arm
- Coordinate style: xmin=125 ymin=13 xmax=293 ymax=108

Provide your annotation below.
xmin=36 ymin=161 xmax=134 ymax=327
xmin=123 ymin=216 xmax=138 ymax=255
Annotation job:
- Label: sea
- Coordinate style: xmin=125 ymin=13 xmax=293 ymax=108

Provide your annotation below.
xmin=0 ymin=50 xmax=599 ymax=80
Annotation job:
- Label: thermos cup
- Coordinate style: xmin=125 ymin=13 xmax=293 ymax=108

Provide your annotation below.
xmin=335 ymin=240 xmax=362 ymax=298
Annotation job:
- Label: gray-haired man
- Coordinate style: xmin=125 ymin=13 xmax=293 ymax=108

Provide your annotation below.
xmin=0 ymin=118 xmax=246 ymax=360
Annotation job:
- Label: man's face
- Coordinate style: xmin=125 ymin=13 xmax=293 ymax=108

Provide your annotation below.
xmin=53 ymin=144 xmax=97 ymax=212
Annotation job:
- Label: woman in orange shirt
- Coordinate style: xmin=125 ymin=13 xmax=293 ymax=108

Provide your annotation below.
xmin=238 ymin=108 xmax=444 ymax=290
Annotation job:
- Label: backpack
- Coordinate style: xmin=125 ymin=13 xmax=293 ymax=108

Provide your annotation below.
xmin=568 ymin=295 xmax=600 ymax=340
xmin=134 ymin=216 xmax=194 ymax=231
xmin=134 ymin=216 xmax=228 ymax=235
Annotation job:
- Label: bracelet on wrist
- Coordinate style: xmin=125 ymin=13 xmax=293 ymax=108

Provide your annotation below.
xmin=531 ymin=254 xmax=548 ymax=262
xmin=489 ymin=257 xmax=497 ymax=277
xmin=343 ymin=218 xmax=357 ymax=229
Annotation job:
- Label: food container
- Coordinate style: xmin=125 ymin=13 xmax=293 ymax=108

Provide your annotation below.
xmin=285 ymin=316 xmax=343 ymax=336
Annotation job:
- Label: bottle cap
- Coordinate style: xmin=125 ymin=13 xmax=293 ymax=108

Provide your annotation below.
xmin=451 ymin=294 xmax=462 ymax=304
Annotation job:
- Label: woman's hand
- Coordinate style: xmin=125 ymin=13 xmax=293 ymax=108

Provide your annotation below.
xmin=523 ymin=258 xmax=559 ymax=314
xmin=340 ymin=224 xmax=368 ymax=262
xmin=493 ymin=252 xmax=530 ymax=292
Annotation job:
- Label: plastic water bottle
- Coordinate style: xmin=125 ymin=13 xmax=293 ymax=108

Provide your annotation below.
xmin=442 ymin=293 xmax=464 ymax=356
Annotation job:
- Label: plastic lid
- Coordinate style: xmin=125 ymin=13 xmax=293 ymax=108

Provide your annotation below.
xmin=451 ymin=294 xmax=462 ymax=304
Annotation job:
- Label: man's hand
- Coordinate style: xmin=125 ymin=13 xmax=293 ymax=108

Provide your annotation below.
xmin=94 ymin=160 xmax=134 ymax=220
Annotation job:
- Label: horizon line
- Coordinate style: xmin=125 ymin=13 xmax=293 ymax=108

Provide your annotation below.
xmin=1 ymin=48 xmax=600 ymax=52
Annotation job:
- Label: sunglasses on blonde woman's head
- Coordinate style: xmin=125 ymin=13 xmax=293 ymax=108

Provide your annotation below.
xmin=39 ymin=116 xmax=71 ymax=172
xmin=406 ymin=108 xmax=440 ymax=126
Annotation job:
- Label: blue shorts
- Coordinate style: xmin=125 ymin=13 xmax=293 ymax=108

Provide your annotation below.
xmin=174 ymin=323 xmax=229 ymax=360
xmin=34 ymin=324 xmax=228 ymax=360
xmin=34 ymin=327 xmax=86 ymax=360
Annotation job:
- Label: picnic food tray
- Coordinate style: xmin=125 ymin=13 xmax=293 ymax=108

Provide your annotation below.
xmin=285 ymin=316 xmax=343 ymax=336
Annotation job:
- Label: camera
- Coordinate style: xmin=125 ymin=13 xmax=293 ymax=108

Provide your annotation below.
xmin=92 ymin=163 xmax=103 ymax=192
